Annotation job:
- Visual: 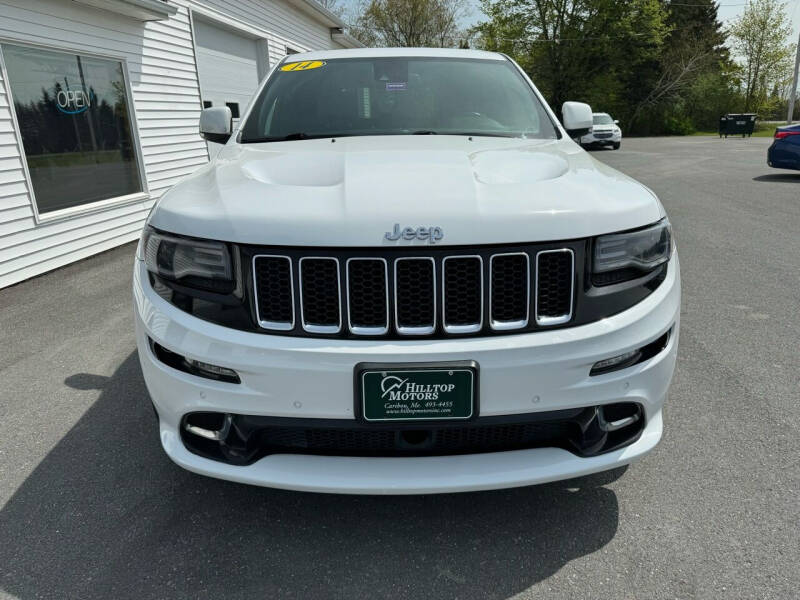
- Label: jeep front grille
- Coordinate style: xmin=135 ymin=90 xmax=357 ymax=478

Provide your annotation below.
xmin=535 ymin=249 xmax=575 ymax=325
xmin=299 ymin=257 xmax=341 ymax=333
xmin=346 ymin=258 xmax=389 ymax=335
xmin=251 ymin=245 xmax=576 ymax=339
xmin=395 ymin=257 xmax=436 ymax=335
xmin=442 ymin=256 xmax=483 ymax=333
xmin=253 ymin=255 xmax=294 ymax=330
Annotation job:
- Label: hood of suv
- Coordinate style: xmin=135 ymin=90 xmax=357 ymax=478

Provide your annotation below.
xmin=150 ymin=136 xmax=662 ymax=246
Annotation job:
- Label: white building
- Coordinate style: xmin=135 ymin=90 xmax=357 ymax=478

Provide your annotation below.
xmin=0 ymin=0 xmax=360 ymax=288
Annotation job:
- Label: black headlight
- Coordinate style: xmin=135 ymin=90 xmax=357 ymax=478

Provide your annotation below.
xmin=142 ymin=227 xmax=233 ymax=292
xmin=592 ymin=218 xmax=671 ymax=286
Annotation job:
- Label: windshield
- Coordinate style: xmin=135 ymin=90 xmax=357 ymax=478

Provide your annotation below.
xmin=593 ymin=114 xmax=614 ymax=125
xmin=240 ymin=57 xmax=560 ymax=142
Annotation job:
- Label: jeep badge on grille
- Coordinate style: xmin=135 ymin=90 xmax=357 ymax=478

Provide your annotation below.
xmin=384 ymin=224 xmax=444 ymax=244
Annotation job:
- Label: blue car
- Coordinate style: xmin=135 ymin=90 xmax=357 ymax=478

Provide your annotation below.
xmin=767 ymin=124 xmax=800 ymax=170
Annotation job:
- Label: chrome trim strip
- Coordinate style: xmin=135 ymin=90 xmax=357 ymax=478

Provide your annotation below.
xmin=442 ymin=255 xmax=483 ymax=334
xmin=598 ymin=407 xmax=641 ymax=432
xmin=394 ymin=257 xmax=436 ymax=336
xmin=346 ymin=257 xmax=390 ymax=336
xmin=252 ymin=254 xmax=294 ymax=331
xmin=298 ymin=256 xmax=342 ymax=334
xmin=489 ymin=252 xmax=530 ymax=331
xmin=535 ymin=248 xmax=575 ymax=326
xmin=184 ymin=414 xmax=232 ymax=441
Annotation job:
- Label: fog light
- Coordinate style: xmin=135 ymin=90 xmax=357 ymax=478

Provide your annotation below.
xmin=590 ymin=329 xmax=672 ymax=376
xmin=148 ymin=338 xmax=241 ymax=384
xmin=590 ymin=349 xmax=641 ymax=376
xmin=189 ymin=359 xmax=239 ymax=380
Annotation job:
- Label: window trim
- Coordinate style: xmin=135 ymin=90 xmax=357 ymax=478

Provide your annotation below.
xmin=0 ymin=39 xmax=150 ymax=225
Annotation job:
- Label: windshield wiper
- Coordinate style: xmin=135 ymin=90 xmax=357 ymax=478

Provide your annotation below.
xmin=411 ymin=131 xmax=523 ymax=138
xmin=242 ymin=132 xmax=350 ymax=143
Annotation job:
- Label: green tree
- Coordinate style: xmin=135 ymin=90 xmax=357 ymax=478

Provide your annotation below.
xmin=664 ymin=0 xmax=737 ymax=131
xmin=627 ymin=0 xmax=733 ymax=132
xmin=730 ymin=0 xmax=796 ymax=113
xmin=348 ymin=0 xmax=468 ymax=47
xmin=474 ymin=0 xmax=669 ymax=126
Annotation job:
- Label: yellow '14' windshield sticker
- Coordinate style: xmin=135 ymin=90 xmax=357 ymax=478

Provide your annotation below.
xmin=280 ymin=61 xmax=325 ymax=72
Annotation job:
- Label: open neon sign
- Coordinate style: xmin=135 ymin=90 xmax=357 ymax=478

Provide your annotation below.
xmin=56 ymin=88 xmax=92 ymax=114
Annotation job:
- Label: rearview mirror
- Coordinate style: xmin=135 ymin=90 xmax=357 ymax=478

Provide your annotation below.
xmin=200 ymin=106 xmax=232 ymax=144
xmin=562 ymin=102 xmax=593 ymax=138
xmin=614 ymin=119 xmax=620 ymax=125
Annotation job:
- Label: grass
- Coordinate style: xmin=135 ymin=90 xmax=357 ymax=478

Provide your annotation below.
xmin=689 ymin=123 xmax=781 ymax=138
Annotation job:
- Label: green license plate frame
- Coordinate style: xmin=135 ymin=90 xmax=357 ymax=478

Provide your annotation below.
xmin=355 ymin=361 xmax=479 ymax=423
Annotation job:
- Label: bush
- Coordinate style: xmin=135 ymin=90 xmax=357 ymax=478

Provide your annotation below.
xmin=663 ymin=113 xmax=695 ymax=135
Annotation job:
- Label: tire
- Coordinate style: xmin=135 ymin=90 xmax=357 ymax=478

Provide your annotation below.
xmin=612 ymin=142 xmax=620 ymax=150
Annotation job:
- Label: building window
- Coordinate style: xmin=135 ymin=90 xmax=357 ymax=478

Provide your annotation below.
xmin=1 ymin=44 xmax=143 ymax=215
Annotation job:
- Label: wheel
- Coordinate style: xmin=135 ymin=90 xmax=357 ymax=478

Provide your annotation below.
xmin=612 ymin=142 xmax=620 ymax=150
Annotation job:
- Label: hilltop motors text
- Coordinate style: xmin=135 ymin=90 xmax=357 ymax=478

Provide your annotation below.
xmin=386 ymin=383 xmax=456 ymax=401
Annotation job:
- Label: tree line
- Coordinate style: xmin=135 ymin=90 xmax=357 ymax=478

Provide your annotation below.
xmin=340 ymin=0 xmax=799 ymax=134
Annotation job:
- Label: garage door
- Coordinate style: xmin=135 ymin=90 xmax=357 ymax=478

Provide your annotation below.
xmin=194 ymin=18 xmax=260 ymax=127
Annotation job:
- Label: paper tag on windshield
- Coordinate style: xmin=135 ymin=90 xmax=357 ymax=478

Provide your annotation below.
xmin=386 ymin=82 xmax=407 ymax=91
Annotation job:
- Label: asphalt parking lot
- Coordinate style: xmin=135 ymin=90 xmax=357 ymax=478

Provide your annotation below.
xmin=1 ymin=135 xmax=798 ymax=599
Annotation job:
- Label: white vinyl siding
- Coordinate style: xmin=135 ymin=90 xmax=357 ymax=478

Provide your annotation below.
xmin=196 ymin=0 xmax=341 ymax=66
xmin=193 ymin=17 xmax=260 ymax=123
xmin=0 ymin=0 xmax=347 ymax=288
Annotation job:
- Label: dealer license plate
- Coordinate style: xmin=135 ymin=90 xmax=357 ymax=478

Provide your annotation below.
xmin=357 ymin=362 xmax=477 ymax=422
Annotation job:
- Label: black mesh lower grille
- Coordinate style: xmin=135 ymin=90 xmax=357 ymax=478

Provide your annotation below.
xmin=182 ymin=403 xmax=647 ymax=464
xmin=491 ymin=254 xmax=529 ymax=324
xmin=253 ymin=256 xmax=293 ymax=325
xmin=256 ymin=421 xmax=572 ymax=456
xmin=443 ymin=257 xmax=482 ymax=327
xmin=347 ymin=259 xmax=388 ymax=329
xmin=537 ymin=251 xmax=573 ymax=319
xmin=300 ymin=258 xmax=340 ymax=327
xmin=395 ymin=258 xmax=435 ymax=329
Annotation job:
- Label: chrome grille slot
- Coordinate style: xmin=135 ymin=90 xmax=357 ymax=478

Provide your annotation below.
xmin=442 ymin=256 xmax=483 ymax=334
xmin=346 ymin=258 xmax=389 ymax=335
xmin=490 ymin=252 xmax=529 ymax=330
xmin=394 ymin=257 xmax=435 ymax=335
xmin=253 ymin=255 xmax=294 ymax=330
xmin=535 ymin=249 xmax=574 ymax=325
xmin=299 ymin=257 xmax=341 ymax=333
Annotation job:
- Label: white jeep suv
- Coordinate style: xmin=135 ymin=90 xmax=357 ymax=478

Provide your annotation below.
xmin=133 ymin=48 xmax=679 ymax=494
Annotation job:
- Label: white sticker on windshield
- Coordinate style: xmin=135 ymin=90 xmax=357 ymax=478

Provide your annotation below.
xmin=386 ymin=82 xmax=407 ymax=91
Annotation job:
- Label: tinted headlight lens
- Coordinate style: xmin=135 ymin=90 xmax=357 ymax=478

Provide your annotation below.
xmin=143 ymin=227 xmax=232 ymax=291
xmin=593 ymin=218 xmax=671 ymax=284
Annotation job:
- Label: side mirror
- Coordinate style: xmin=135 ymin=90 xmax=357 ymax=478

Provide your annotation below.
xmin=562 ymin=101 xmax=593 ymax=138
xmin=614 ymin=119 xmax=620 ymax=124
xmin=200 ymin=106 xmax=232 ymax=144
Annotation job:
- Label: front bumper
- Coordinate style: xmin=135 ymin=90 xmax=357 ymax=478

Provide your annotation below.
xmin=134 ymin=253 xmax=680 ymax=494
xmin=581 ymin=131 xmax=621 ymax=145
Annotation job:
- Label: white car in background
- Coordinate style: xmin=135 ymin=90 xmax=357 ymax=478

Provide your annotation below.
xmin=582 ymin=113 xmax=622 ymax=149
